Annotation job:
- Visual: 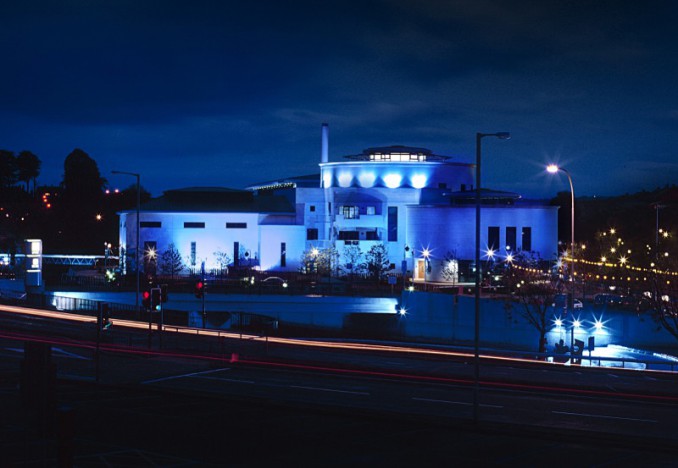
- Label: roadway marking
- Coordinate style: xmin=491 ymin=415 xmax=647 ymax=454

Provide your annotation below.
xmin=290 ymin=385 xmax=369 ymax=396
xmin=5 ymin=347 xmax=90 ymax=360
xmin=606 ymin=373 xmax=619 ymax=378
xmin=142 ymin=368 xmax=230 ymax=384
xmin=195 ymin=376 xmax=255 ymax=384
xmin=53 ymin=347 xmax=90 ymax=360
xmin=412 ymin=397 xmax=503 ymax=408
xmin=552 ymin=411 xmax=657 ymax=423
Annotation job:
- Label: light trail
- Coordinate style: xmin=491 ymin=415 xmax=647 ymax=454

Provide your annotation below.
xmin=2 ymin=302 xmax=678 ymax=399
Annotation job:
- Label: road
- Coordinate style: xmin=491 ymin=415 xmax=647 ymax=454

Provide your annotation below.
xmin=2 ymin=302 xmax=678 ymax=462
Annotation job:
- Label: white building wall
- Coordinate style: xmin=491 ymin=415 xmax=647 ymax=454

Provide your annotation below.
xmin=407 ymin=205 xmax=559 ymax=277
xmin=134 ymin=212 xmax=261 ymax=271
xmin=259 ymin=225 xmax=306 ymax=272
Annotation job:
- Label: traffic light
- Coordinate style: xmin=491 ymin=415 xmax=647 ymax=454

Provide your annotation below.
xmin=151 ymin=288 xmax=161 ymax=311
xmin=194 ymin=281 xmax=205 ymax=298
xmin=101 ymin=303 xmax=112 ymax=330
xmin=142 ymin=290 xmax=151 ymax=310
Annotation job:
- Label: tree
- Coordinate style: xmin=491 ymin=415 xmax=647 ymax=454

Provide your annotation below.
xmin=158 ymin=243 xmax=185 ymax=279
xmin=441 ymin=250 xmax=459 ymax=284
xmin=298 ymin=246 xmax=339 ymax=276
xmin=317 ymin=246 xmax=339 ymax=277
xmin=300 ymin=248 xmax=318 ymax=275
xmin=16 ymin=150 xmax=41 ymax=194
xmin=505 ymin=254 xmax=563 ymax=353
xmin=62 ymin=148 xmax=106 ymax=200
xmin=341 ymin=244 xmax=365 ymax=278
xmin=0 ymin=150 xmax=17 ymax=188
xmin=213 ymin=249 xmax=232 ymax=274
xmin=364 ymin=243 xmax=390 ymax=282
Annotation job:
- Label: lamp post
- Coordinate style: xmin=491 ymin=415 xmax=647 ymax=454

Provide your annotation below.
xmin=112 ymin=171 xmax=141 ymax=316
xmin=547 ymin=164 xmax=575 ymax=309
xmin=422 ymin=248 xmax=430 ymax=291
xmin=474 ymin=131 xmax=510 ymax=423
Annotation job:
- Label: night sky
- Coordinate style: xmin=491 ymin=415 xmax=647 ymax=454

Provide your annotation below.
xmin=1 ymin=1 xmax=677 ymax=199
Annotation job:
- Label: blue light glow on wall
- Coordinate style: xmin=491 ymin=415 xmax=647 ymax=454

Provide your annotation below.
xmin=383 ymin=173 xmax=402 ymax=188
xmin=410 ymin=174 xmax=427 ymax=189
xmin=323 ymin=172 xmax=332 ymax=188
xmin=358 ymin=171 xmax=377 ymax=188
xmin=338 ymin=171 xmax=353 ymax=187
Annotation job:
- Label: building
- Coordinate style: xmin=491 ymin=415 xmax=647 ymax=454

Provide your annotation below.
xmin=118 ymin=124 xmax=558 ymax=282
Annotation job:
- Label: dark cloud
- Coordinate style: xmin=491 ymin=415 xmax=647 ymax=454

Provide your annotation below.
xmin=1 ymin=0 xmax=677 ymax=197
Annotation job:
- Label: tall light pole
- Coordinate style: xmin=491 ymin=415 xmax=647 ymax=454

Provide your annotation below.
xmin=474 ymin=131 xmax=510 ymax=423
xmin=422 ymin=248 xmax=430 ymax=292
xmin=547 ymin=164 xmax=575 ymax=302
xmin=112 ymin=170 xmax=141 ymax=315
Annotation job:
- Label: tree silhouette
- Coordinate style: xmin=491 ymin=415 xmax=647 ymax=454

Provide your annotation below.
xmin=158 ymin=243 xmax=185 ymax=279
xmin=505 ymin=253 xmax=563 ymax=353
xmin=364 ymin=243 xmax=390 ymax=282
xmin=56 ymin=149 xmax=107 ymax=252
xmin=16 ymin=150 xmax=41 ymax=194
xmin=0 ymin=150 xmax=17 ymax=188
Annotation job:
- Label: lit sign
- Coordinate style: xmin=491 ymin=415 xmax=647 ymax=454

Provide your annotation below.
xmin=25 ymin=238 xmax=43 ymax=287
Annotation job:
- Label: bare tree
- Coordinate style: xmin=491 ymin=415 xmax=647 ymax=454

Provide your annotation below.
xmin=341 ymin=244 xmax=365 ymax=279
xmin=505 ymin=254 xmax=563 ymax=353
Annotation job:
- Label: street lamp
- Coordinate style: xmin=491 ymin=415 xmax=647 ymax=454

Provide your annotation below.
xmin=112 ymin=170 xmax=141 ymax=316
xmin=422 ymin=248 xmax=431 ymax=291
xmin=546 ymin=164 xmax=576 ymax=311
xmin=474 ymin=131 xmax=510 ymax=423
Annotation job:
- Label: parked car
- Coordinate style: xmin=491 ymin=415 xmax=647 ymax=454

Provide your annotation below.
xmin=552 ymin=294 xmax=583 ymax=310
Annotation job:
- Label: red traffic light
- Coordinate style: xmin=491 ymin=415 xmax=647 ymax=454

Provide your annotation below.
xmin=194 ymin=281 xmax=205 ymax=298
xmin=142 ymin=290 xmax=151 ymax=309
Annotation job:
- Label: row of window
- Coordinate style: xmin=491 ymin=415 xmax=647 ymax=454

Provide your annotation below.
xmin=307 ymin=207 xmax=399 ymax=241
xmin=140 ymin=221 xmax=247 ymax=229
xmin=487 ymin=226 xmax=531 ymax=252
xmin=143 ymin=240 xmax=288 ymax=269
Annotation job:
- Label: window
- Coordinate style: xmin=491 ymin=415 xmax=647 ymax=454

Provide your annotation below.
xmin=338 ymin=231 xmax=359 ymax=240
xmin=309 ymin=205 xmax=316 ymax=212
xmin=226 ymin=222 xmax=247 ymax=229
xmin=342 ymin=206 xmax=359 ymax=219
xmin=488 ymin=226 xmax=500 ymax=250
xmin=438 ymin=183 xmax=447 ymax=189
xmin=307 ymin=228 xmax=318 ymax=240
xmin=366 ymin=206 xmax=376 ymax=215
xmin=366 ymin=230 xmax=378 ymax=240
xmin=280 ymin=243 xmax=286 ymax=267
xmin=388 ymin=206 xmax=398 ymax=242
xmin=506 ymin=227 xmax=517 ymax=251
xmin=184 ymin=222 xmax=205 ymax=229
xmin=522 ymin=227 xmax=532 ymax=252
xmin=190 ymin=242 xmax=196 ymax=266
xmin=140 ymin=221 xmax=161 ymax=228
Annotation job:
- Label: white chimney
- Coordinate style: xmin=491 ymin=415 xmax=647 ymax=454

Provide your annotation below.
xmin=321 ymin=123 xmax=329 ymax=164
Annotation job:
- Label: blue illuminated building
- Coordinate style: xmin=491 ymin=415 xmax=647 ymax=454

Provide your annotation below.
xmin=118 ymin=124 xmax=558 ymax=282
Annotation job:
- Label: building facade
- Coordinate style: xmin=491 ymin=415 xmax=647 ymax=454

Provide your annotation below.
xmin=118 ymin=126 xmax=558 ymax=282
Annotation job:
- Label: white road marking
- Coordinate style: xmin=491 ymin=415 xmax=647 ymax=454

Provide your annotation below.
xmin=412 ymin=397 xmax=503 ymax=408
xmin=552 ymin=410 xmax=657 ymax=423
xmin=195 ymin=376 xmax=255 ymax=384
xmin=142 ymin=367 xmax=230 ymax=384
xmin=5 ymin=346 xmax=89 ymax=360
xmin=290 ymin=385 xmax=369 ymax=396
xmin=53 ymin=347 xmax=90 ymax=360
